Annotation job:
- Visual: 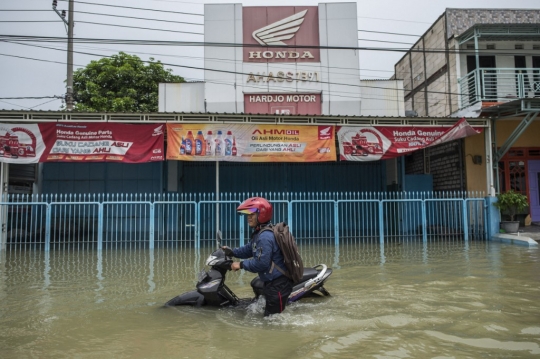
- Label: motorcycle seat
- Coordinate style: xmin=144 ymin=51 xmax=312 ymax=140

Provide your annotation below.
xmin=250 ymin=267 xmax=320 ymax=291
xmin=301 ymin=267 xmax=319 ymax=282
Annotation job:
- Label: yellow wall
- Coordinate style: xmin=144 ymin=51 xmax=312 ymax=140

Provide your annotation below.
xmin=495 ymin=120 xmax=540 ymax=147
xmin=464 ymin=133 xmax=487 ymax=193
xmin=464 ymin=119 xmax=540 ymax=193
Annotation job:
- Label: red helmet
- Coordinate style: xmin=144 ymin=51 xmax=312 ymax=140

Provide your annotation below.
xmin=237 ymin=197 xmax=273 ymax=223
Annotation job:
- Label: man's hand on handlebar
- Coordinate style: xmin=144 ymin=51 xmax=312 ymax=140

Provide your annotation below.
xmin=221 ymin=246 xmax=234 ymax=257
xmin=230 ymin=261 xmax=241 ymax=271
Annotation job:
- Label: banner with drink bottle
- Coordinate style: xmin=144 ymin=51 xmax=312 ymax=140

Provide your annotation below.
xmin=166 ymin=123 xmax=336 ymax=162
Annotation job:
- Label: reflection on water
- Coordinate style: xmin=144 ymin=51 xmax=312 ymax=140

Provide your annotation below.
xmin=1 ymin=242 xmax=540 ymax=358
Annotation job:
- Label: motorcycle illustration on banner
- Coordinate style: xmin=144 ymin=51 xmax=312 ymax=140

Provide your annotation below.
xmin=0 ymin=125 xmax=44 ymax=163
xmin=339 ymin=127 xmax=391 ymax=161
xmin=337 ymin=118 xmax=482 ymax=161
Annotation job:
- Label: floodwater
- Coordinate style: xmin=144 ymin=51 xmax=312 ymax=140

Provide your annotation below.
xmin=1 ymin=241 xmax=540 ymax=358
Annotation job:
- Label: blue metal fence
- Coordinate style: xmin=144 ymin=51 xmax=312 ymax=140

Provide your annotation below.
xmin=0 ymin=191 xmax=488 ymax=251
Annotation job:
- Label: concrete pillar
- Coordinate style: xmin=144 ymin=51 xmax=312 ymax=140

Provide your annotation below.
xmin=0 ymin=163 xmax=8 ymax=250
xmin=486 ymin=196 xmax=500 ymax=239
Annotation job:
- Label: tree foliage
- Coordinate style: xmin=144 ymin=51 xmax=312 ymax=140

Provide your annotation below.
xmin=493 ymin=190 xmax=529 ymax=222
xmin=72 ymin=52 xmax=184 ymax=112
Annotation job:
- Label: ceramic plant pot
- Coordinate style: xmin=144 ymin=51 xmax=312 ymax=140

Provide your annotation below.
xmin=500 ymin=221 xmax=520 ymax=234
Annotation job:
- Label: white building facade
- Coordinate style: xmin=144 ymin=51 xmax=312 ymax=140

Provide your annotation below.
xmin=160 ymin=2 xmax=404 ymax=117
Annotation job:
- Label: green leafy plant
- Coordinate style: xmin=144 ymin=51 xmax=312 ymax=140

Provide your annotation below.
xmin=72 ymin=52 xmax=184 ymax=112
xmin=493 ymin=190 xmax=529 ymax=222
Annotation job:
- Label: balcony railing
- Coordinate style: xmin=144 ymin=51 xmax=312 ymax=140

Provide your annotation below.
xmin=458 ymin=68 xmax=540 ymax=109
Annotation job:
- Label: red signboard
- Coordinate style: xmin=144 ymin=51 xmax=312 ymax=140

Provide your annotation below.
xmin=337 ymin=118 xmax=482 ymax=161
xmin=244 ymin=93 xmax=321 ymax=115
xmin=243 ymin=6 xmax=320 ymax=63
xmin=0 ymin=123 xmax=164 ymax=163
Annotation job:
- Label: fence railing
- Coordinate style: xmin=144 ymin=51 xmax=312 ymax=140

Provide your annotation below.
xmin=0 ymin=191 xmax=488 ymax=251
xmin=458 ymin=67 xmax=540 ymax=109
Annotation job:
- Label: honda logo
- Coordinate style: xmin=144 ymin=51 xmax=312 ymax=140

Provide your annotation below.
xmin=252 ymin=10 xmax=307 ymax=46
xmin=243 ymin=6 xmax=320 ymax=63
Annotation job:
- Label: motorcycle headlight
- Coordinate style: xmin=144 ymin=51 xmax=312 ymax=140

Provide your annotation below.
xmin=198 ymin=279 xmax=221 ymax=290
xmin=206 ymin=255 xmax=220 ymax=266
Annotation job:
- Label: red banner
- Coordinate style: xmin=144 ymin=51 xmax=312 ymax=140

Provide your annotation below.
xmin=0 ymin=123 xmax=164 ymax=163
xmin=337 ymin=118 xmax=482 ymax=161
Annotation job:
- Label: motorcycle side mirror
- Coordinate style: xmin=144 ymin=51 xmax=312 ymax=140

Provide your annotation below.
xmin=216 ymin=230 xmax=222 ymax=248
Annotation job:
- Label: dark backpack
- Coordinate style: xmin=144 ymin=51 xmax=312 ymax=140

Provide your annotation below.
xmin=262 ymin=222 xmax=304 ymax=284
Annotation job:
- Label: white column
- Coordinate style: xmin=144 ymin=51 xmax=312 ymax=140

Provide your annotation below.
xmin=485 ymin=121 xmax=495 ymax=196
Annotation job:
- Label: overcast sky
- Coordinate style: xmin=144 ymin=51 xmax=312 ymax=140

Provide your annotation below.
xmin=1 ymin=0 xmax=538 ymax=111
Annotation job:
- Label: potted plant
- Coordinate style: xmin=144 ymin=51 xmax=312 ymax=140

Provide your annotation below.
xmin=493 ymin=190 xmax=529 ymax=233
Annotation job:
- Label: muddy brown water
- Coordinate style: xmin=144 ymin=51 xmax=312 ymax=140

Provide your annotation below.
xmin=1 ymin=241 xmax=540 ymax=358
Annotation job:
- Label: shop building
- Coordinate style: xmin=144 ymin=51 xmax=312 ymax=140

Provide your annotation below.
xmin=393 ymin=8 xmax=540 ymax=222
xmin=3 ymin=3 xmax=487 ymax=200
xmin=157 ymin=2 xmax=408 ymax=196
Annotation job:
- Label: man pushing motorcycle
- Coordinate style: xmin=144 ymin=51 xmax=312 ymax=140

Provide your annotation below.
xmin=222 ymin=197 xmax=293 ymax=316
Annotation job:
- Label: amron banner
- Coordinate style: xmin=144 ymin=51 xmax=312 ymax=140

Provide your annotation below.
xmin=337 ymin=118 xmax=482 ymax=161
xmin=166 ymin=123 xmax=336 ymax=162
xmin=0 ymin=123 xmax=165 ymax=163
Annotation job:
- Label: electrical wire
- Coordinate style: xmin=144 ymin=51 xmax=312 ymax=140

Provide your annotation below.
xmin=0 ymin=96 xmax=63 ymax=100
xmin=5 ymin=39 xmax=395 ymax=77
xmin=0 ymin=42 xmax=407 ymax=104
xmin=29 ymin=98 xmax=63 ymax=109
xmin=0 ymin=10 xmax=204 ymax=26
xmin=3 ymin=32 xmax=537 ymax=101
xmin=0 ymin=20 xmax=61 ymax=23
xmin=68 ymin=10 xmax=204 ymax=26
xmin=2 ymin=20 xmax=415 ymax=44
xmin=357 ymin=15 xmax=431 ymax=24
xmin=1 ymin=4 xmax=534 ymax=110
xmin=2 ymin=34 xmax=539 ymax=57
xmin=0 ymin=52 xmax=69 ymax=65
xmin=54 ymin=1 xmax=434 ymax=24
xmin=75 ymin=20 xmax=203 ymax=36
xmin=0 ymin=97 xmax=62 ymax=110
xmin=6 ymin=37 xmax=538 ymax=103
xmin=0 ymin=44 xmax=462 ymax=99
xmin=1 ymin=11 xmax=425 ymax=35
xmin=0 ymin=100 xmax=30 ymax=109
xmin=55 ymin=0 xmax=203 ymax=17
xmin=2 ymin=19 xmax=415 ymax=44
xmin=358 ymin=29 xmax=421 ymax=37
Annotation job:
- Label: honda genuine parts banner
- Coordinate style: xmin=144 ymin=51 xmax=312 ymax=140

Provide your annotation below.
xmin=337 ymin=118 xmax=482 ymax=161
xmin=166 ymin=123 xmax=336 ymax=162
xmin=0 ymin=123 xmax=165 ymax=163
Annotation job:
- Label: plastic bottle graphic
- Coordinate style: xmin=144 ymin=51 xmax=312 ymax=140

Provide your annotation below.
xmin=215 ymin=130 xmax=224 ymax=156
xmin=206 ymin=130 xmax=213 ymax=156
xmin=180 ymin=136 xmax=186 ymax=155
xmin=232 ymin=136 xmax=237 ymax=156
xmin=224 ymin=130 xmax=233 ymax=156
xmin=195 ymin=130 xmax=206 ymax=156
xmin=185 ymin=131 xmax=194 ymax=155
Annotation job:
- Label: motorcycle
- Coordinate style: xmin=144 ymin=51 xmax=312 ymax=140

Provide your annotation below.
xmin=164 ymin=247 xmax=332 ymax=308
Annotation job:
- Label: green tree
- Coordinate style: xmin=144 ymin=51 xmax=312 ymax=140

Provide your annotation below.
xmin=72 ymin=52 xmax=184 ymax=112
